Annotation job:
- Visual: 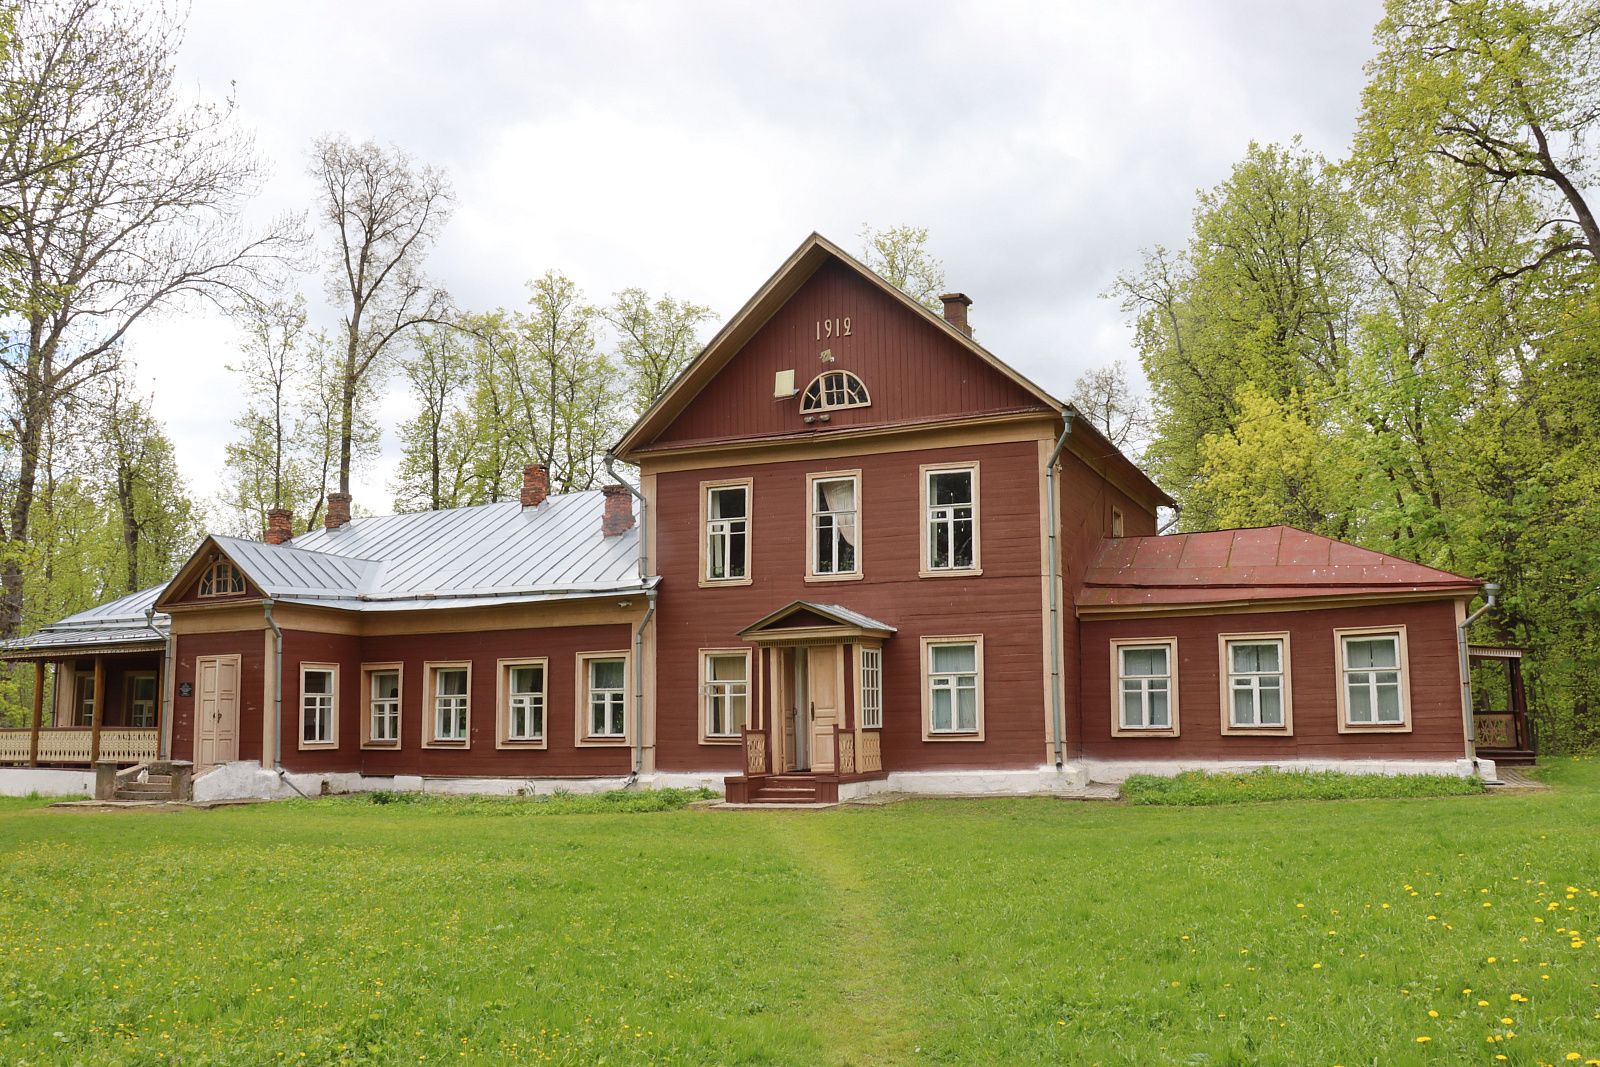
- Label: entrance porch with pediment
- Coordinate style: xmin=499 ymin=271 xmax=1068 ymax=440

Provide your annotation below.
xmin=725 ymin=601 xmax=892 ymax=805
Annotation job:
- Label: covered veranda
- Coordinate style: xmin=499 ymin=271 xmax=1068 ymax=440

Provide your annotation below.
xmin=0 ymin=587 xmax=167 ymax=768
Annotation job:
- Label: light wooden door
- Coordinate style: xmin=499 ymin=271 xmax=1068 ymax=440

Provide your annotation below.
xmin=807 ymin=645 xmax=840 ymax=773
xmin=195 ymin=655 xmax=240 ymax=768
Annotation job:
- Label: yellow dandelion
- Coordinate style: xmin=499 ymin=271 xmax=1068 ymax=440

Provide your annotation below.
xmin=1416 ymin=1035 xmax=1431 ymax=1043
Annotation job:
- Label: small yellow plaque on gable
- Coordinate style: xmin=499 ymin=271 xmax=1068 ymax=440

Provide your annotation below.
xmin=773 ymin=368 xmax=796 ymax=398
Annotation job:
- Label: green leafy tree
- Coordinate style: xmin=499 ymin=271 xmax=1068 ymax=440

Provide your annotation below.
xmin=860 ymin=224 xmax=946 ymax=309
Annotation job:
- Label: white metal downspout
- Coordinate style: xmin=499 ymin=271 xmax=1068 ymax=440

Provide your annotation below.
xmin=1044 ymin=409 xmax=1075 ymax=770
xmin=1457 ymin=582 xmax=1499 ymax=769
xmin=152 ymin=607 xmax=173 ymax=761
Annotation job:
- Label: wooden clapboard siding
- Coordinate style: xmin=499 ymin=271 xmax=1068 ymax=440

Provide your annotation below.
xmin=1077 ymin=599 xmax=1468 ymax=760
xmin=276 ymin=624 xmax=636 ymax=777
xmin=173 ymin=631 xmax=266 ymax=763
xmin=650 ymin=258 xmax=1049 ymax=448
xmin=650 ymin=436 xmax=1050 ymax=772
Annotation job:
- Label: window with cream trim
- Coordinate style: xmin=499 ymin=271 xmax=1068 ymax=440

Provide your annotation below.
xmin=300 ymin=665 xmax=336 ymax=747
xmin=1339 ymin=630 xmax=1408 ymax=727
xmin=429 ymin=664 xmax=470 ymax=744
xmin=586 ymin=656 xmax=627 ymax=738
xmin=1113 ymin=639 xmax=1179 ymax=735
xmin=367 ymin=668 xmax=400 ymax=744
xmin=701 ymin=650 xmax=748 ymax=741
xmin=923 ymin=465 xmax=978 ymax=573
xmin=705 ymin=483 xmax=749 ymax=582
xmin=504 ymin=662 xmax=546 ymax=742
xmin=808 ymin=472 xmax=860 ymax=579
xmin=198 ymin=557 xmax=245 ymax=597
xmin=1224 ymin=637 xmax=1288 ymax=729
xmin=925 ymin=639 xmax=981 ymax=735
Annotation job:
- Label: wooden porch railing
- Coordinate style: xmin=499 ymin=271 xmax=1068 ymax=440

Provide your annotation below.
xmin=858 ymin=730 xmax=882 ymax=773
xmin=1473 ymin=713 xmax=1520 ymax=750
xmin=742 ymin=728 xmax=769 ymax=775
xmin=0 ymin=727 xmax=157 ymax=766
xmin=836 ymin=729 xmax=857 ymax=775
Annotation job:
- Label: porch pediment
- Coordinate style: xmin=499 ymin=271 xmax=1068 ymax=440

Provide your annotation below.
xmin=737 ymin=601 xmax=895 ymax=645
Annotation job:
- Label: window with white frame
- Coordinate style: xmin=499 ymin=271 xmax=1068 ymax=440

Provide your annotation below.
xmin=368 ymin=668 xmax=400 ymax=743
xmin=128 ymin=673 xmax=157 ymax=728
xmin=702 ymin=652 xmax=748 ymax=740
xmin=1117 ymin=643 xmax=1175 ymax=731
xmin=927 ymin=640 xmax=980 ymax=734
xmin=73 ymin=673 xmax=95 ymax=726
xmin=860 ymin=646 xmax=883 ymax=729
xmin=706 ymin=484 xmax=748 ymax=581
xmin=800 ymin=370 xmax=870 ymax=412
xmin=1341 ymin=632 xmax=1405 ymax=726
xmin=432 ymin=666 xmax=470 ymax=742
xmin=198 ymin=557 xmax=245 ymax=597
xmin=1225 ymin=638 xmax=1285 ymax=728
xmin=587 ymin=657 xmax=627 ymax=738
xmin=925 ymin=467 xmax=976 ymax=572
xmin=505 ymin=662 xmax=546 ymax=742
xmin=810 ymin=474 xmax=859 ymax=577
xmin=301 ymin=666 xmax=336 ymax=745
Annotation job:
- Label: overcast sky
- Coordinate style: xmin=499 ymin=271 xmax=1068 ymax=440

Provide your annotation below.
xmin=126 ymin=0 xmax=1385 ymax=516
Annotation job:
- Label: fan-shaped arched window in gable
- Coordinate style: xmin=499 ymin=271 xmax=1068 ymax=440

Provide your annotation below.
xmin=198 ymin=557 xmax=245 ymax=598
xmin=800 ymin=370 xmax=870 ymax=413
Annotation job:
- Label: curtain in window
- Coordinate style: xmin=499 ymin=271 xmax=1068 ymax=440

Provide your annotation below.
xmin=820 ymin=480 xmax=857 ymax=547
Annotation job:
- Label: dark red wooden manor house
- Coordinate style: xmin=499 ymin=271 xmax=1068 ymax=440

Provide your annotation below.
xmin=0 ymin=234 xmax=1529 ymax=802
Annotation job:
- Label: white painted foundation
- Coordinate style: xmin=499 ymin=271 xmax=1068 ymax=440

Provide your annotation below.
xmin=181 ymin=755 xmax=1489 ymax=804
xmin=0 ymin=767 xmax=95 ymax=797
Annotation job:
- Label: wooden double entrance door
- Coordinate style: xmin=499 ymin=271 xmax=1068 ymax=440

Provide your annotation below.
xmin=194 ymin=654 xmax=241 ymax=768
xmin=773 ymin=644 xmax=842 ymax=774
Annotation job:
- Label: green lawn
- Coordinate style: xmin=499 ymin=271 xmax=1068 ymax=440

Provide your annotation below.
xmin=1 ymin=764 xmax=1597 ymax=1066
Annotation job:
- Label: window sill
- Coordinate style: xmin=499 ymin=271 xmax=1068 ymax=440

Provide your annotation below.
xmin=698 ymin=576 xmax=753 ymax=589
xmin=298 ymin=741 xmax=339 ymax=751
xmin=804 ymin=572 xmax=864 ymax=584
xmin=360 ymin=740 xmax=402 ymax=750
xmin=1220 ymin=725 xmax=1293 ymax=737
xmin=496 ymin=738 xmax=548 ymax=750
xmin=575 ymin=736 xmax=631 ymax=748
xmin=918 ymin=566 xmax=983 ymax=579
xmin=1110 ymin=727 xmax=1181 ymax=738
xmin=700 ymin=736 xmax=742 ymax=746
xmin=923 ymin=730 xmax=984 ymax=742
xmin=1337 ymin=721 xmax=1412 ymax=734
xmin=422 ymin=739 xmax=471 ymax=749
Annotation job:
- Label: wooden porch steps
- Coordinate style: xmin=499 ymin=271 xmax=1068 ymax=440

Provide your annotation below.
xmin=1479 ymin=748 xmax=1537 ymax=767
xmin=748 ymin=774 xmax=822 ymax=805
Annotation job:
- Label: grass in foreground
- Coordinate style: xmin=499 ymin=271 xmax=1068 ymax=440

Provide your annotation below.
xmin=1122 ymin=766 xmax=1487 ymax=805
xmin=0 ymin=761 xmax=1597 ymax=1065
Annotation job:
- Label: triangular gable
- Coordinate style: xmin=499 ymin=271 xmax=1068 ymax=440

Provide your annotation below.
xmin=154 ymin=537 xmax=265 ymax=609
xmin=738 ymin=600 xmax=896 ymax=643
xmin=614 ymin=232 xmax=1061 ymax=457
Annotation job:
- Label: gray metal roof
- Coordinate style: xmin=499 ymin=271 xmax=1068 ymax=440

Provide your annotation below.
xmin=813 ymin=603 xmax=897 ymax=634
xmin=0 ymin=583 xmax=169 ymax=657
xmin=1 ymin=490 xmax=648 ymax=656
xmin=257 ymin=491 xmax=646 ymax=606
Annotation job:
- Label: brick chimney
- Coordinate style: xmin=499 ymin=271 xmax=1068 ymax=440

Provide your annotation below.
xmin=601 ymin=484 xmax=635 ymax=537
xmin=325 ymin=492 xmax=352 ymax=531
xmin=939 ymin=292 xmax=973 ymax=336
xmin=521 ymin=463 xmax=550 ymax=508
xmin=265 ymin=507 xmax=294 ymax=545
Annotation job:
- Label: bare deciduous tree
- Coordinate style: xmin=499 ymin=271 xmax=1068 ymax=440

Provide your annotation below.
xmin=859 ymin=224 xmax=947 ymax=309
xmin=311 ymin=135 xmax=453 ymax=497
xmin=0 ymin=0 xmax=300 ymax=638
xmin=1070 ymin=360 xmax=1154 ymax=457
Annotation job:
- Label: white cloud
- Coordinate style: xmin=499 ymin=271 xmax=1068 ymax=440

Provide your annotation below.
xmin=124 ymin=0 xmax=1383 ymax=518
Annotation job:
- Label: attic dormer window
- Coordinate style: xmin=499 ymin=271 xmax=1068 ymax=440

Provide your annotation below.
xmin=800 ymin=370 xmax=870 ymax=413
xmin=198 ymin=558 xmax=244 ymax=598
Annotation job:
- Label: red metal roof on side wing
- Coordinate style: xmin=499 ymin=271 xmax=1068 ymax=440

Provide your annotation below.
xmin=1079 ymin=526 xmax=1479 ymax=608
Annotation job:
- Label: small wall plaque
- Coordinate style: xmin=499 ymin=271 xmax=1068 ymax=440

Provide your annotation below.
xmin=178 ymin=682 xmax=193 ymax=698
